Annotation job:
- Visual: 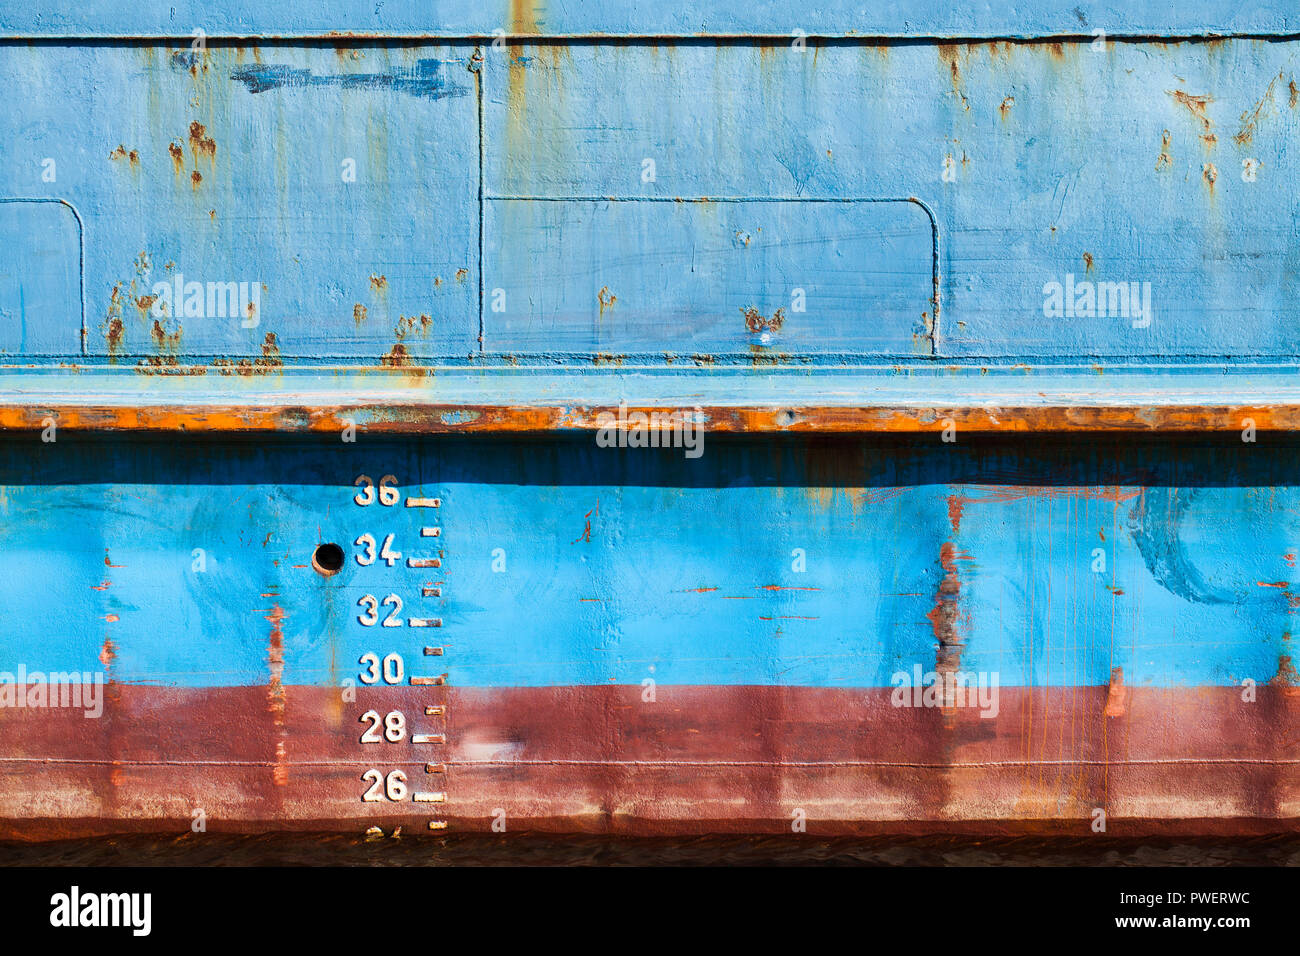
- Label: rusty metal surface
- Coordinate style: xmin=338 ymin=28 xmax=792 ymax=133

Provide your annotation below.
xmin=1 ymin=683 xmax=1297 ymax=839
xmin=0 ymin=433 xmax=1297 ymax=837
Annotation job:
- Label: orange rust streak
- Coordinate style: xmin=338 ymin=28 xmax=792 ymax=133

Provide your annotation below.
xmin=266 ymin=604 xmax=288 ymax=787
xmin=1 ymin=404 xmax=1299 ymax=434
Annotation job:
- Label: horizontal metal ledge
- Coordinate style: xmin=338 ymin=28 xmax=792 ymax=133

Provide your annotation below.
xmin=2 ymin=367 xmax=1299 ymax=434
xmin=2 ymin=32 xmax=1298 ymax=42
xmin=0 ymin=402 xmax=1295 ymax=435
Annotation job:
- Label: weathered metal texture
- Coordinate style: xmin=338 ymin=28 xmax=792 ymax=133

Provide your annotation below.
xmin=4 ymin=686 xmax=1297 ymax=838
xmin=0 ymin=1 xmax=1296 ymax=38
xmin=2 ymin=3 xmax=1300 ymax=838
xmin=0 ymin=435 xmax=1298 ymax=837
xmin=1 ymin=16 xmax=1300 ymax=372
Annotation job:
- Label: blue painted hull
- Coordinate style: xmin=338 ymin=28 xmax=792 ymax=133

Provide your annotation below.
xmin=0 ymin=2 xmax=1297 ymax=837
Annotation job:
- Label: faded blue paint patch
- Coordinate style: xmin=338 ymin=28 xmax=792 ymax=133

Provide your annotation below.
xmin=227 ymin=58 xmax=469 ymax=100
xmin=439 ymin=409 xmax=481 ymax=425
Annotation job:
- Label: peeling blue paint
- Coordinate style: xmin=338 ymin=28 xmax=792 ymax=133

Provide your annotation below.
xmin=228 ymin=59 xmax=469 ymax=100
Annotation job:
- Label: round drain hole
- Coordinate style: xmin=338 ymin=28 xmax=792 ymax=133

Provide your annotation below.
xmin=312 ymin=542 xmax=345 ymax=576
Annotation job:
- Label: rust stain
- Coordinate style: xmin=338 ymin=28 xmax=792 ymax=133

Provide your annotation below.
xmin=105 ymin=317 xmax=124 ymax=355
xmin=1234 ymin=72 xmax=1283 ymax=146
xmin=265 ymin=604 xmax=288 ymax=786
xmin=1203 ymin=162 xmax=1218 ymax=189
xmin=935 ymin=45 xmax=969 ymax=111
xmin=259 ymin=332 xmax=283 ymax=369
xmin=946 ymin=496 xmax=964 ymax=533
xmin=190 ymin=170 xmax=203 ymax=188
xmin=927 ymin=539 xmax=971 ymax=705
xmin=510 ymin=0 xmax=540 ymax=34
xmin=134 ymin=294 xmax=157 ymax=316
xmin=1155 ymin=129 xmax=1172 ymax=170
xmin=741 ymin=306 xmax=785 ymax=334
xmin=597 ymin=286 xmax=617 ymax=316
xmin=926 ymin=493 xmax=971 ymax=707
xmin=108 ymin=145 xmax=139 ymax=167
xmin=1103 ymin=667 xmax=1127 ymax=717
xmin=189 ymin=120 xmax=217 ymax=163
xmin=937 ymin=44 xmax=961 ymax=88
xmin=1168 ymin=89 xmax=1214 ymax=142
xmin=381 ymin=343 xmax=411 ymax=367
xmin=1271 ymin=655 xmax=1300 ymax=695
xmin=134 ymin=356 xmax=203 ymax=376
xmin=1290 ymin=79 xmax=1299 ymax=110
xmin=1082 ymin=252 xmax=1094 ymax=273
xmin=370 ymin=274 xmax=388 ymax=293
xmin=999 ymin=95 xmax=1014 ymax=119
xmin=168 ymin=141 xmax=184 ymax=174
xmin=455 ymin=268 xmax=469 ymax=282
xmin=98 ymin=638 xmax=116 ymax=670
xmin=353 ymin=303 xmax=367 ymax=325
xmin=395 ymin=314 xmax=433 ymax=340
xmin=150 ymin=319 xmax=182 ymax=352
xmin=572 ymin=501 xmax=598 ymax=545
